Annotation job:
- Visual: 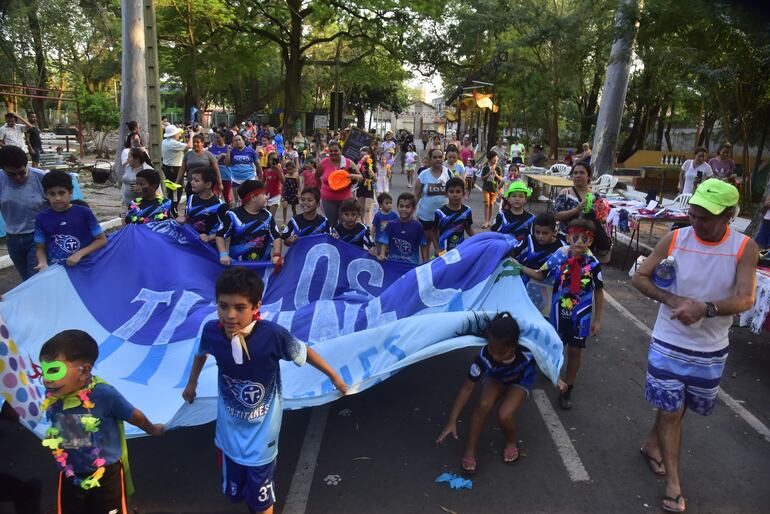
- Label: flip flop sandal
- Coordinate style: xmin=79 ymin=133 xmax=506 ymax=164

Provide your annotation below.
xmin=639 ymin=447 xmax=666 ymax=476
xmin=503 ymin=446 xmax=519 ymax=463
xmin=460 ymin=456 xmax=477 ymax=474
xmin=662 ymin=494 xmax=686 ymax=513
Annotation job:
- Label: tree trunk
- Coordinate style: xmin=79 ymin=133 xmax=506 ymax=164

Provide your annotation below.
xmin=115 ymin=0 xmax=148 ymax=183
xmin=578 ymin=66 xmax=603 ymax=144
xmin=27 ymin=2 xmax=49 ymax=128
xmin=549 ymin=93 xmax=559 ymax=158
xmin=745 ymin=132 xmax=768 ymax=237
xmin=591 ymin=0 xmax=642 ymax=174
xmin=617 ymin=99 xmax=643 ymax=162
xmin=281 ymin=0 xmax=303 ymax=138
xmin=354 ymin=104 xmax=365 ymax=129
xmin=654 ymin=102 xmax=668 ymax=150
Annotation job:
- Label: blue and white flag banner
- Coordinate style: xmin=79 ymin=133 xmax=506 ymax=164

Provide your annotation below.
xmin=0 ymin=225 xmax=563 ymax=438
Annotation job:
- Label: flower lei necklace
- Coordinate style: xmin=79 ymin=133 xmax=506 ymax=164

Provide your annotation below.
xmin=129 ymin=196 xmax=169 ymax=224
xmin=41 ymin=377 xmax=107 ymax=490
xmin=559 ymin=256 xmax=592 ymax=311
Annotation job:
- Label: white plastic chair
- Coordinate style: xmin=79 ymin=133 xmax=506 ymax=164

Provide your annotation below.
xmin=671 ymin=193 xmax=692 ymax=210
xmin=592 ymin=175 xmax=618 ymax=194
xmin=549 ymin=163 xmax=570 ymax=176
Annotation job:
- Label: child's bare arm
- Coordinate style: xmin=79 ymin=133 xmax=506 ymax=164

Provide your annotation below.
xmin=377 ymin=243 xmax=387 ymax=261
xmin=215 ymin=236 xmax=231 ymax=265
xmin=516 ymin=260 xmax=545 ymax=281
xmin=306 ymin=346 xmax=348 ymax=393
xmin=128 ymin=408 xmax=164 ymax=436
xmin=66 ymin=233 xmax=107 ymax=266
xmin=436 ymin=378 xmax=475 ymax=442
xmin=182 ymin=354 xmax=207 ymax=403
xmin=34 ymin=243 xmax=48 ymax=271
xmin=421 ymin=244 xmax=429 ymax=263
xmin=591 ymin=287 xmax=605 ymax=336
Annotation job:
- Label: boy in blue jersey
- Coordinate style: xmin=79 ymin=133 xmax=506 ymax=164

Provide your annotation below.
xmin=34 ymin=170 xmax=107 ymax=270
xmin=281 ymin=187 xmax=328 ymax=246
xmin=518 ymin=218 xmax=604 ymax=410
xmin=216 ymin=180 xmax=282 ymax=266
xmin=124 ymin=169 xmax=172 ymax=225
xmin=377 ymin=192 xmax=428 ymax=264
xmin=40 ymin=330 xmax=164 ymax=514
xmin=433 ymin=177 xmax=474 ymax=253
xmin=510 ymin=213 xmax=566 ymax=285
xmin=177 ymin=167 xmax=228 ymax=243
xmin=491 ymin=181 xmax=535 ymax=241
xmin=182 ymin=267 xmax=348 ymax=514
xmin=371 ymin=192 xmax=398 ymax=242
xmin=331 ymin=198 xmax=376 ymax=254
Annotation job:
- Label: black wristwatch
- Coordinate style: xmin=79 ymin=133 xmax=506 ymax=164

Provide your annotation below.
xmin=705 ymin=302 xmax=718 ymax=318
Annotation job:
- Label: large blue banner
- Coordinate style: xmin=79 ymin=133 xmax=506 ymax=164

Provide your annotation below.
xmin=0 ymin=224 xmax=564 ymax=438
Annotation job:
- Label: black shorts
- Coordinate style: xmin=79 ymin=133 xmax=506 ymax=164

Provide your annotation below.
xmin=419 ymin=219 xmax=435 ymax=231
xmin=58 ymin=461 xmax=127 ymax=514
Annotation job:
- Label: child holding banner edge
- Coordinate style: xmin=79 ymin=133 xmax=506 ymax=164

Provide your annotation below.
xmin=437 ymin=312 xmax=567 ymax=474
xmin=182 ymin=267 xmax=348 ymax=514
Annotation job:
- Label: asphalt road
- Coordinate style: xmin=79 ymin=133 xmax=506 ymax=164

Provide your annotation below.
xmin=1 ymin=165 xmax=769 ymax=514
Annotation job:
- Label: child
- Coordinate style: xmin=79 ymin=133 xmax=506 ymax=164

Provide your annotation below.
xmin=216 ymin=180 xmax=283 ymax=265
xmin=464 ymin=158 xmax=477 ymax=199
xmin=282 ymin=140 xmax=299 ymax=169
xmin=257 ymin=135 xmax=274 ymax=168
xmin=377 ymin=192 xmax=428 ymax=264
xmin=404 ymin=144 xmax=418 ymax=188
xmin=436 ymin=312 xmax=566 ymax=473
xmin=517 ymin=218 xmax=604 ymax=410
xmin=445 ymin=147 xmax=465 ymax=179
xmin=124 ymin=169 xmax=172 ymax=225
xmin=376 ymin=154 xmax=391 ymax=194
xmin=372 ymin=192 xmax=398 ymax=244
xmin=176 ymin=167 xmax=228 ymax=243
xmin=209 ymin=131 xmax=232 ymax=205
xmin=433 ymin=177 xmax=474 ymax=253
xmin=356 ymin=148 xmax=376 ymax=224
xmin=491 ymin=181 xmax=535 ymax=242
xmin=282 ymin=187 xmax=329 ymax=245
xmin=281 ymin=161 xmax=300 ymax=223
xmin=300 ymin=161 xmax=318 ymax=190
xmin=182 ymin=267 xmax=347 ymax=514
xmin=510 ymin=213 xmax=567 ymax=284
xmin=34 ymin=170 xmax=107 ymax=270
xmin=331 ymin=198 xmax=376 ymax=254
xmin=480 ymin=150 xmax=503 ymax=228
xmin=263 ymin=152 xmax=284 ymax=218
xmin=40 ymin=330 xmax=164 ymax=513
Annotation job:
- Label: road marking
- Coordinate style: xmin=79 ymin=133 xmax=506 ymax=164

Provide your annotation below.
xmin=283 ymin=405 xmax=330 ymax=514
xmin=604 ymin=290 xmax=770 ymax=444
xmin=532 ymin=389 xmax=591 ymax=482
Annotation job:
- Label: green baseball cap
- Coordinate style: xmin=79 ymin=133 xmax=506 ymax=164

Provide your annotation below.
xmin=505 ymin=181 xmax=532 ymax=198
xmin=689 ymin=178 xmax=739 ymax=215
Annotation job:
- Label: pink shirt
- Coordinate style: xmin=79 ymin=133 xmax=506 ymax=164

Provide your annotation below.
xmin=302 ymin=169 xmax=318 ymax=189
xmin=459 ymin=147 xmax=474 ymax=165
xmin=319 ymin=156 xmax=352 ymax=202
xmin=264 ymin=168 xmax=282 ymax=197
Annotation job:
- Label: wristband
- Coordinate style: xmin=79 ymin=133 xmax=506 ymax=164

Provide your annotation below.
xmin=219 ymin=252 xmax=229 ymax=258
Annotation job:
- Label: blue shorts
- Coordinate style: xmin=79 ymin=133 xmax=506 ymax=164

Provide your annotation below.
xmin=645 ymin=338 xmax=728 ymax=416
xmin=220 ymin=451 xmax=276 ymax=512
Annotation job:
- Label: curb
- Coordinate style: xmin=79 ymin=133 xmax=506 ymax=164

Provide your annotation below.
xmin=0 ymin=217 xmax=122 ymax=271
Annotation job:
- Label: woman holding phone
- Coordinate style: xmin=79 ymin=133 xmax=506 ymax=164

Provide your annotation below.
xmin=678 ymin=146 xmax=713 ymax=195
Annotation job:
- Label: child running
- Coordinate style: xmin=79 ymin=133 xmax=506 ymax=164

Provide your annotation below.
xmin=216 ymin=180 xmax=283 ymax=266
xmin=176 ymin=167 xmax=228 ymax=243
xmin=182 ymin=267 xmax=347 ymax=514
xmin=377 ymin=192 xmax=427 ymax=264
xmin=404 ymin=144 xmax=418 ymax=187
xmin=464 ymin=158 xmax=477 ymax=199
xmin=281 ymin=187 xmax=329 ymax=246
xmin=331 ymin=198 xmax=376 ymax=254
xmin=371 ymin=192 xmax=398 ymax=244
xmin=263 ymin=152 xmax=284 ymax=218
xmin=492 ymin=181 xmax=535 ymax=242
xmin=34 ymin=170 xmax=107 ymax=270
xmin=436 ymin=312 xmax=566 ymax=473
xmin=40 ymin=330 xmax=164 ymax=513
xmin=124 ymin=169 xmax=172 ymax=225
xmin=517 ymin=218 xmax=605 ymax=410
xmin=433 ymin=177 xmax=474 ymax=253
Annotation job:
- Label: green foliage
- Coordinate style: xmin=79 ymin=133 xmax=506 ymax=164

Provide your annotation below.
xmin=78 ymin=89 xmax=119 ymax=131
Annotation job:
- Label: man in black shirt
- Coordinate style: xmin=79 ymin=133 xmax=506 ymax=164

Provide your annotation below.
xmin=26 ymin=112 xmax=42 ymax=167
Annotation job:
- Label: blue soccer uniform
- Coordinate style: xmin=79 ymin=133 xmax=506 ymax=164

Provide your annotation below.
xmin=491 ymin=210 xmax=535 ymax=241
xmin=186 ymin=193 xmax=228 ymax=236
xmin=332 ymin=222 xmax=375 ymax=249
xmin=125 ymin=197 xmax=172 ymax=224
xmin=217 ymin=206 xmax=281 ymax=261
xmin=433 ymin=204 xmax=473 ymax=252
xmin=281 ymin=213 xmax=328 ymax=240
xmin=34 ymin=204 xmax=103 ymax=264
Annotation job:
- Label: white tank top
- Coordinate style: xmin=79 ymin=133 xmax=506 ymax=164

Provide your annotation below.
xmin=652 ymin=227 xmax=749 ymax=352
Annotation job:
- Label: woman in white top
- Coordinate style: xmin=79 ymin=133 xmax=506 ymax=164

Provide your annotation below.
xmin=678 ymin=146 xmax=713 ymax=195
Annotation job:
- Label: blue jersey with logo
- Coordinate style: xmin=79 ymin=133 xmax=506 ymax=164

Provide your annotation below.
xmin=467 ymin=346 xmax=537 ymax=389
xmin=281 ymin=214 xmax=328 ymax=240
xmin=197 ymin=320 xmax=306 ymax=466
xmin=34 ymin=205 xmax=103 ymax=264
xmin=491 ymin=209 xmax=534 ymax=241
xmin=186 ymin=193 xmax=227 ymax=235
xmin=217 ymin=206 xmax=281 ymax=261
xmin=372 ymin=210 xmax=398 ymax=241
xmin=125 ymin=197 xmax=172 ymax=224
xmin=378 ymin=219 xmax=426 ymax=264
xmin=332 ymin=222 xmax=374 ymax=249
xmin=433 ymin=204 xmax=473 ymax=252
xmin=45 ymin=381 xmax=134 ymax=473
xmin=229 ymin=146 xmax=259 ymax=182
xmin=209 ymin=144 xmax=231 ymax=180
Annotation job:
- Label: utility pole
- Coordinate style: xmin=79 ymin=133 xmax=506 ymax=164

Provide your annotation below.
xmin=114 ymin=0 xmax=148 ymax=182
xmin=144 ymin=0 xmax=162 ymax=169
xmin=591 ymin=0 xmax=642 ymax=176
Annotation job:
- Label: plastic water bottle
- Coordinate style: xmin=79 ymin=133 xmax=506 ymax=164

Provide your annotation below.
xmin=652 ymin=256 xmax=677 ymax=289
